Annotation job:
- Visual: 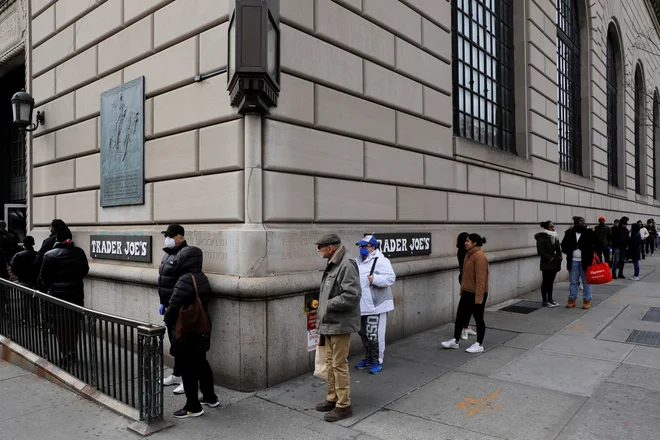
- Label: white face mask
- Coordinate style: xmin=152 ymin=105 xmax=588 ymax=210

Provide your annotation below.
xmin=164 ymin=237 xmax=176 ymax=249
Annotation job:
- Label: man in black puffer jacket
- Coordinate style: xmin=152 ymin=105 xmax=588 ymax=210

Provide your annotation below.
xmin=11 ymin=236 xmax=38 ymax=288
xmin=35 ymin=219 xmax=66 ymax=292
xmin=163 ymin=246 xmax=218 ymax=418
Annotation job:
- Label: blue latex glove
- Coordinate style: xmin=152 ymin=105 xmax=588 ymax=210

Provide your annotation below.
xmin=163 ymin=321 xmax=168 ymax=328
xmin=159 ymin=304 xmax=165 ymax=315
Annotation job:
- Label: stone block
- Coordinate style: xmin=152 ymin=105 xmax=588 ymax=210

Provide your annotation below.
xmin=564 ymin=187 xmax=579 ymax=205
xmin=32 ymin=132 xmax=56 ymax=166
xmin=32 ymin=160 xmax=75 ymax=195
xmin=263 ymin=172 xmax=314 ymax=222
xmin=75 ymin=72 xmax=123 ymax=120
xmin=34 ymin=92 xmax=75 ymax=135
xmin=579 ymin=190 xmax=592 ymax=207
xmin=557 ymin=204 xmax=572 ymax=224
xmin=154 ymin=0 xmax=228 ymax=49
xmin=395 ymin=38 xmax=450 ymax=93
xmin=32 ymin=70 xmax=55 ymax=105
xmin=264 ymin=119 xmax=363 ymax=178
xmin=489 ymin=259 xmax=519 ymax=303
xmin=315 ymin=177 xmax=396 ymax=222
xmin=269 ymin=73 xmax=315 ymax=125
xmin=55 ymin=0 xmax=96 ymax=29
xmin=421 ymin=17 xmax=450 ymax=62
xmin=397 ymin=187 xmax=448 ymax=222
xmin=401 ymin=0 xmax=450 ymax=31
xmin=145 ymin=97 xmax=154 ymax=138
xmin=75 ymin=0 xmax=123 ymax=50
xmin=281 ymin=24 xmax=363 ymax=94
xmin=124 ymin=0 xmax=173 ymax=24
xmin=32 ymin=196 xmax=56 ymax=226
xmin=526 ymin=178 xmax=548 ymax=201
xmin=99 ymin=183 xmax=154 ymax=224
xmin=32 ymin=0 xmax=55 ymax=18
xmin=316 ymin=85 xmax=396 ymax=143
xmin=32 ymin=24 xmax=74 ymax=75
xmin=532 ymin=156 xmax=560 ymax=181
xmin=499 ymin=173 xmax=527 ymax=198
xmin=98 ymin=16 xmax=153 ymax=75
xmin=315 ymin=0 xmax=395 ymax=66
xmin=514 ymin=200 xmax=538 ymax=223
xmin=364 ymin=61 xmax=423 ymax=114
xmin=199 ymin=119 xmax=244 ymax=173
xmin=153 ymin=74 xmax=235 ymax=136
xmin=153 ymin=172 xmax=244 ymax=222
xmin=75 ymin=153 xmax=100 ymax=190
xmin=32 ymin=4 xmax=55 ymax=46
xmin=467 ymin=165 xmax=500 ymax=195
xmin=207 ymin=298 xmax=241 ymax=389
xmin=530 ymin=112 xmax=557 ymax=141
xmin=538 ymin=203 xmax=557 ymax=223
xmin=485 ymin=197 xmax=514 ymax=223
xmin=365 ymin=142 xmax=423 ymax=185
xmin=56 ymin=117 xmax=98 ymax=159
xmin=280 ymin=0 xmax=314 ymax=32
xmin=54 ymin=46 xmax=97 ymax=94
xmin=125 ymin=36 xmax=197 ymax=96
xmin=266 ymin=296 xmax=311 ymax=386
xmin=199 ymin=22 xmax=228 ymax=75
xmin=363 ymin=0 xmax=421 ymax=44
xmin=145 ymin=130 xmax=198 ymax=180
xmin=239 ymin=301 xmax=267 ymax=390
xmin=448 ymin=193 xmax=484 ymax=222
xmin=55 ymin=190 xmax=98 ymax=224
xmin=396 ymin=112 xmax=452 ymax=157
xmin=424 ymin=156 xmax=467 ymax=191
xmin=402 ymin=272 xmax=454 ymax=336
xmin=334 ymin=0 xmax=362 ymax=12
xmin=423 ymin=86 xmax=451 ymax=126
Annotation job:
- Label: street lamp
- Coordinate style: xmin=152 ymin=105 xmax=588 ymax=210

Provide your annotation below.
xmin=227 ymin=0 xmax=280 ymax=115
xmin=11 ymin=90 xmax=45 ymax=132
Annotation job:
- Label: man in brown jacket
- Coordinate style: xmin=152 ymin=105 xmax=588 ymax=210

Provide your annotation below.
xmin=442 ymin=233 xmax=489 ymax=353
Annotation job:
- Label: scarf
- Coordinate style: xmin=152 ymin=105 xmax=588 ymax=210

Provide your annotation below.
xmin=543 ymin=230 xmax=559 ymax=244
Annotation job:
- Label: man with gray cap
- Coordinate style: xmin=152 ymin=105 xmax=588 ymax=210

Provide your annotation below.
xmin=314 ymin=233 xmax=361 ymax=423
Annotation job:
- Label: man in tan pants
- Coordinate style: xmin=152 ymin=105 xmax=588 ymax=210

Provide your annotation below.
xmin=314 ymin=234 xmax=361 ymax=422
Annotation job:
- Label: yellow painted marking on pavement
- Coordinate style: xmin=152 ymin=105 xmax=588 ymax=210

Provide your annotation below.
xmin=569 ymin=323 xmax=586 ymax=332
xmin=612 ymin=296 xmax=622 ymax=303
xmin=455 ymin=390 xmax=504 ymax=417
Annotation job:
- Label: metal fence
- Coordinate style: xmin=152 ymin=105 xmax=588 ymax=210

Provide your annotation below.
xmin=0 ymin=278 xmax=165 ymax=424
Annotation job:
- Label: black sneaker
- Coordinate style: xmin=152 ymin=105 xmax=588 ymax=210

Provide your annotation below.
xmin=173 ymin=408 xmax=204 ymax=419
xmin=200 ymin=398 xmax=220 ymax=408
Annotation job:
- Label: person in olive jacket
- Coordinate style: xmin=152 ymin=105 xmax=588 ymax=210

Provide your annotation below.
xmin=535 ymin=221 xmax=562 ymax=307
xmin=163 ymin=246 xmax=218 ymax=419
xmin=314 ymin=234 xmax=361 ymax=423
xmin=561 ymin=216 xmax=596 ymax=309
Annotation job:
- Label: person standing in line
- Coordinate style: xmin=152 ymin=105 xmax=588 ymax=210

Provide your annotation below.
xmin=561 ymin=216 xmax=596 ymax=309
xmin=628 ymin=224 xmax=642 ymax=281
xmin=164 ymin=246 xmax=219 ymax=419
xmin=354 ymin=235 xmax=396 ymax=375
xmin=35 ymin=219 xmax=66 ymax=292
xmin=314 ymin=234 xmax=361 ymax=423
xmin=647 ymin=219 xmax=657 ymax=256
xmin=594 ymin=216 xmax=612 ymax=267
xmin=0 ymin=248 xmax=8 ymax=280
xmin=611 ymin=218 xmax=630 ymax=279
xmin=456 ymin=232 xmax=477 ymax=340
xmin=535 ymin=222 xmax=562 ymax=307
xmin=0 ymin=220 xmax=18 ymax=265
xmin=10 ymin=236 xmax=38 ymax=288
xmin=442 ymin=234 xmax=489 ymax=353
xmin=637 ymin=221 xmax=649 ymax=260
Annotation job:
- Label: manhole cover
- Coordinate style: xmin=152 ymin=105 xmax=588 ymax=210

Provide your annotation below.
xmin=499 ymin=300 xmax=543 ymax=314
xmin=626 ymin=330 xmax=660 ymax=347
xmin=642 ymin=307 xmax=660 ymax=323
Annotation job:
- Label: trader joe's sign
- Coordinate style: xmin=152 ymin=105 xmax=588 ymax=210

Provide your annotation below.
xmin=375 ymin=233 xmax=432 ymax=258
xmin=90 ymin=235 xmax=152 ymax=262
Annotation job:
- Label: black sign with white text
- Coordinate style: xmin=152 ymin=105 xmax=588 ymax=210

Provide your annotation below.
xmin=375 ymin=233 xmax=432 ymax=258
xmin=90 ymin=235 xmax=152 ymax=262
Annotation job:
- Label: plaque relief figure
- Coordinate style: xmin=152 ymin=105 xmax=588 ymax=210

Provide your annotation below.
xmin=107 ymin=93 xmax=140 ymax=162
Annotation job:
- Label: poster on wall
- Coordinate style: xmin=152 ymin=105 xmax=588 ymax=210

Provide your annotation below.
xmin=307 ymin=311 xmax=319 ymax=351
xmin=374 ymin=233 xmax=432 ymax=258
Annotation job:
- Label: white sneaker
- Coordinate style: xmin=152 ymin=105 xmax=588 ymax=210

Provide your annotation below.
xmin=441 ymin=338 xmax=460 ymax=349
xmin=466 ymin=343 xmax=484 ymax=353
xmin=461 ymin=327 xmax=477 ymax=340
xmin=630 ymin=276 xmax=640 ymax=281
xmin=173 ymin=383 xmax=185 ymax=394
xmin=163 ymin=375 xmax=182 ymax=386
xmin=579 ymin=284 xmax=583 ymax=291
xmin=461 ymin=329 xmax=469 ymax=340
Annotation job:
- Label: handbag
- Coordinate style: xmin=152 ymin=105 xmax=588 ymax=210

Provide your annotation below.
xmin=313 ymin=344 xmax=327 ymax=380
xmin=175 ymin=274 xmax=211 ymax=339
xmin=586 ymin=253 xmax=612 ymax=285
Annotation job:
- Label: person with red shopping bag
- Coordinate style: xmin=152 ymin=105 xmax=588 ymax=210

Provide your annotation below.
xmin=561 ymin=216 xmax=596 ymax=309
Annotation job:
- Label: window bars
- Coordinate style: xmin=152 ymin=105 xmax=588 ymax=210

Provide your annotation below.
xmin=635 ymin=67 xmax=644 ymax=195
xmin=606 ymin=35 xmax=619 ymax=187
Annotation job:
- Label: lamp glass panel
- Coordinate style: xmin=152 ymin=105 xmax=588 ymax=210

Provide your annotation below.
xmin=267 ymin=14 xmax=278 ymax=81
xmin=20 ymin=102 xmax=32 ymax=123
xmin=12 ymin=100 xmax=19 ymax=123
xmin=228 ymin=15 xmax=236 ymax=81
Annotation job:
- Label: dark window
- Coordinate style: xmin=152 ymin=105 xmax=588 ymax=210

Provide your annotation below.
xmin=9 ymin=125 xmax=26 ymax=202
xmin=606 ymin=33 xmax=618 ymax=187
xmin=556 ymin=0 xmax=581 ymax=174
xmin=452 ymin=0 xmax=515 ymax=152
xmin=654 ymin=91 xmax=659 ymax=199
xmin=635 ymin=66 xmax=644 ymax=195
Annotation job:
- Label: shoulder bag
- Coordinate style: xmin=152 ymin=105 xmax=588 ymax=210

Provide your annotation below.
xmin=175 ymin=274 xmax=211 ymax=339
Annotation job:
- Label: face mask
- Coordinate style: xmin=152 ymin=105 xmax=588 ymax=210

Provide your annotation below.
xmin=360 ymin=247 xmax=370 ymax=257
xmin=164 ymin=237 xmax=176 ymax=249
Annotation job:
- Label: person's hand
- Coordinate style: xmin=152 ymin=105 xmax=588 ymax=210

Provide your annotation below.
xmin=163 ymin=321 xmax=168 ymax=328
xmin=159 ymin=304 xmax=165 ymax=315
xmin=367 ymin=275 xmax=374 ymax=284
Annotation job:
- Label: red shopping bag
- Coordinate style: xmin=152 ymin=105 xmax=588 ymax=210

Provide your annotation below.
xmin=586 ymin=253 xmax=612 ymax=285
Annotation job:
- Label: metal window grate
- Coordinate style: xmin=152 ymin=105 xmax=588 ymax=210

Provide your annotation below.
xmin=635 ymin=66 xmax=644 ymax=195
xmin=606 ymin=33 xmax=619 ymax=187
xmin=654 ymin=92 xmax=658 ymax=200
xmin=499 ymin=300 xmax=543 ymax=314
xmin=452 ymin=0 xmax=515 ymax=152
xmin=556 ymin=0 xmax=581 ymax=175
xmin=642 ymin=307 xmax=660 ymax=323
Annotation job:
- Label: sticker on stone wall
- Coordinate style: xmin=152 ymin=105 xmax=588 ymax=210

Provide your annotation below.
xmin=90 ymin=235 xmax=152 ymax=263
xmin=373 ymin=233 xmax=432 ymax=258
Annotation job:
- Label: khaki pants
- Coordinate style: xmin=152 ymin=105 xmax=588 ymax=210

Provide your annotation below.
xmin=324 ymin=334 xmax=351 ymax=408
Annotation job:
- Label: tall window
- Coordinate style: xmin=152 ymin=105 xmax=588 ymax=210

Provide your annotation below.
xmin=606 ymin=30 xmax=619 ymax=187
xmin=654 ymin=91 xmax=659 ymax=199
xmin=556 ymin=0 xmax=581 ymax=174
xmin=635 ymin=65 xmax=644 ymax=195
xmin=452 ymin=0 xmax=515 ymax=152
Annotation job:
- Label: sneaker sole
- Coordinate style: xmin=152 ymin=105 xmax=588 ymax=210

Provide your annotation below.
xmin=355 ymin=366 xmax=372 ymax=370
xmin=173 ymin=411 xmax=204 ymax=419
xmin=441 ymin=344 xmax=460 ymax=349
xmin=201 ymin=402 xmax=220 ymax=408
xmin=173 ymin=389 xmax=185 ymax=395
xmin=466 ymin=349 xmax=484 ymax=353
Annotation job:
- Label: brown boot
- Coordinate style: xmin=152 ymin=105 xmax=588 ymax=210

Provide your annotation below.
xmin=324 ymin=406 xmax=353 ymax=422
xmin=582 ymin=300 xmax=591 ymax=309
xmin=315 ymin=400 xmax=336 ymax=412
xmin=567 ymin=299 xmax=576 ymax=308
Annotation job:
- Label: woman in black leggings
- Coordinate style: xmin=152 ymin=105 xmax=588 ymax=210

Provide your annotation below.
xmin=534 ymin=221 xmax=562 ymax=307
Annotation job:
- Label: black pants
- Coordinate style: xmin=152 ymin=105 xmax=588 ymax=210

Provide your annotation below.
xmin=541 ymin=271 xmax=557 ymax=303
xmin=646 ymin=238 xmax=655 ymax=255
xmin=167 ymin=329 xmax=181 ymax=377
xmin=453 ymin=292 xmax=488 ymax=344
xmin=180 ymin=352 xmax=217 ymax=412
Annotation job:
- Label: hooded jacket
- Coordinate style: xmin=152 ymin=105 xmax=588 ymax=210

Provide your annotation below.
xmin=317 ymin=245 xmax=361 ymax=335
xmin=460 ymin=247 xmax=489 ymax=304
xmin=535 ymin=231 xmax=563 ymax=272
xmin=158 ymin=241 xmax=195 ymax=306
xmin=39 ymin=241 xmax=89 ymax=306
xmin=355 ymin=249 xmax=396 ymax=316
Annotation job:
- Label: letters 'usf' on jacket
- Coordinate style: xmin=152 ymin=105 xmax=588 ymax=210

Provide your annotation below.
xmin=460 ymin=247 xmax=489 ymax=305
xmin=317 ymin=245 xmax=362 ymax=335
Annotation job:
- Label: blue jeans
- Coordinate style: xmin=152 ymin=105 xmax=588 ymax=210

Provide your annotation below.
xmin=632 ymin=260 xmax=640 ymax=277
xmin=612 ymin=248 xmax=625 ymax=274
xmin=569 ymin=260 xmax=592 ymax=301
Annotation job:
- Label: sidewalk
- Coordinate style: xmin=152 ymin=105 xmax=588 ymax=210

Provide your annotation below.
xmin=3 ymin=256 xmax=660 ymax=439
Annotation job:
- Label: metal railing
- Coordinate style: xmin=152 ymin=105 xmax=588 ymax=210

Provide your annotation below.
xmin=0 ymin=278 xmax=165 ymax=424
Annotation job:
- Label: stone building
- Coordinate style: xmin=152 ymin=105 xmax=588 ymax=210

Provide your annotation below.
xmin=20 ymin=0 xmax=660 ymax=390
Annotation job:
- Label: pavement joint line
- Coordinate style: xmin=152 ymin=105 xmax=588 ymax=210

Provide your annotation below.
xmin=551 ymin=396 xmax=590 ymax=440
xmin=593 ymin=304 xmax=629 ymax=340
xmin=0 ymin=372 xmax=29 ymax=383
xmin=536 ymin=347 xmax=630 ymax=364
xmin=0 ymin=405 xmax=55 ymax=425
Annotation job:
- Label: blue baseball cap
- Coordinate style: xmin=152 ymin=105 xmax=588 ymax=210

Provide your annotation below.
xmin=356 ymin=234 xmax=378 ymax=247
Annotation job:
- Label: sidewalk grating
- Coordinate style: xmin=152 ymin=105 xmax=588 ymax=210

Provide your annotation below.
xmin=641 ymin=307 xmax=660 ymax=323
xmin=626 ymin=330 xmax=660 ymax=347
xmin=499 ymin=300 xmax=543 ymax=314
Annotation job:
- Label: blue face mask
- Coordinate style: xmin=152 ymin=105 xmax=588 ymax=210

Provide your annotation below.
xmin=359 ymin=247 xmax=370 ymax=257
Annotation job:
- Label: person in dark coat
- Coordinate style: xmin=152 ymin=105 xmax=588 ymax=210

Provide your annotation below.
xmin=163 ymin=246 xmax=218 ymax=419
xmin=535 ymin=221 xmax=562 ymax=307
xmin=628 ymin=224 xmax=642 ymax=281
xmin=594 ymin=216 xmax=612 ymax=266
xmin=611 ymin=218 xmax=630 ymax=279
xmin=0 ymin=248 xmax=8 ymax=280
xmin=35 ymin=219 xmax=66 ymax=292
xmin=0 ymin=220 xmax=18 ymax=264
xmin=39 ymin=226 xmax=89 ymax=366
xmin=10 ymin=236 xmax=38 ymax=288
xmin=561 ymin=216 xmax=596 ymax=309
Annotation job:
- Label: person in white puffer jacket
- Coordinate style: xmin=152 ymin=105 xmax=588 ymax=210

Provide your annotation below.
xmin=354 ymin=235 xmax=396 ymax=375
xmin=637 ymin=220 xmax=650 ymax=260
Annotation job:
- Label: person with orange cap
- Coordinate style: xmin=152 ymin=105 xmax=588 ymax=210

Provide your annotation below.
xmin=594 ymin=216 xmax=612 ymax=267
